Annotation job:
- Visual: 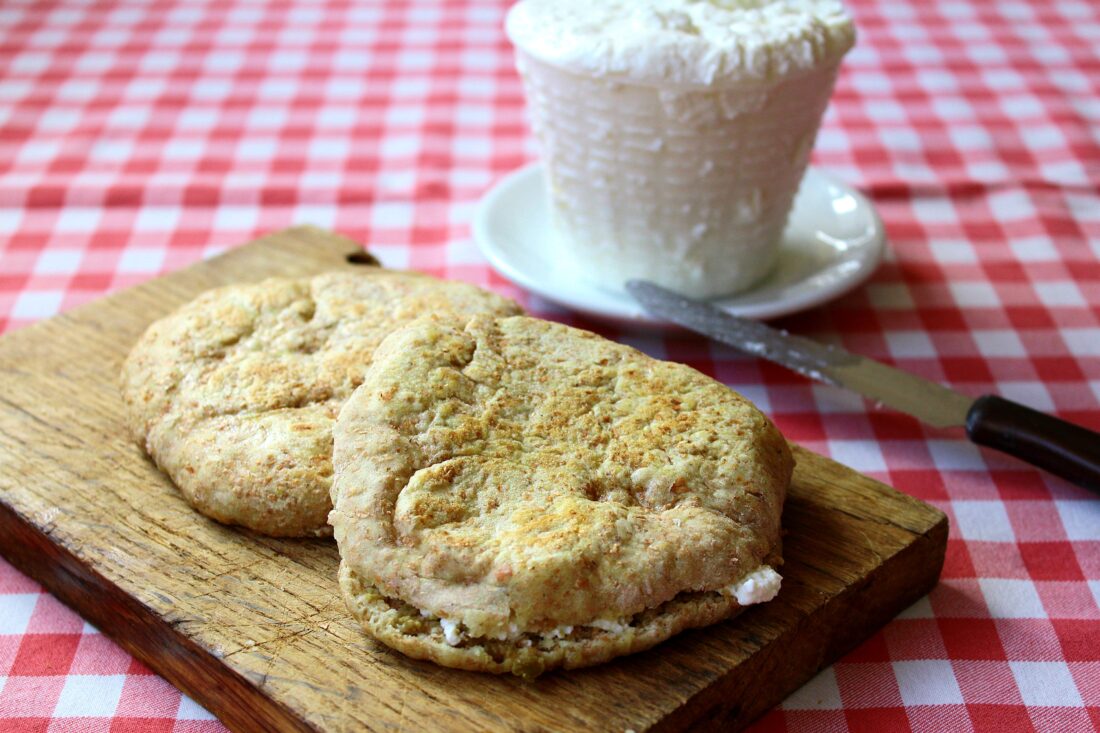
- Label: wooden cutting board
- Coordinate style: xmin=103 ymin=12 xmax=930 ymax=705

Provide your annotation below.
xmin=0 ymin=226 xmax=947 ymax=732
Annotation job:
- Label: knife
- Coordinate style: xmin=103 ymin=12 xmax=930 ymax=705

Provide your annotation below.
xmin=626 ymin=280 xmax=1100 ymax=494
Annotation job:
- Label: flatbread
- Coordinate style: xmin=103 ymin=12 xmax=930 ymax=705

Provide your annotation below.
xmin=331 ymin=315 xmax=793 ymax=675
xmin=120 ymin=270 xmax=521 ymax=537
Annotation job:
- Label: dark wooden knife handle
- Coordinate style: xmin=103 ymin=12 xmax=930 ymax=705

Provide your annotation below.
xmin=966 ymin=395 xmax=1100 ymax=493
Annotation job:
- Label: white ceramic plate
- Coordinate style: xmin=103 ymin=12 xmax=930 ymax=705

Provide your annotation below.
xmin=473 ymin=163 xmax=886 ymax=327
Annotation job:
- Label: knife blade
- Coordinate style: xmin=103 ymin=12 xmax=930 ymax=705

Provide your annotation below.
xmin=626 ymin=280 xmax=1100 ymax=493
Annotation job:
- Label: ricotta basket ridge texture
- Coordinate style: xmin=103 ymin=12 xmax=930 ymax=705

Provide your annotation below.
xmin=120 ymin=270 xmax=521 ymax=538
xmin=331 ymin=315 xmax=793 ymax=676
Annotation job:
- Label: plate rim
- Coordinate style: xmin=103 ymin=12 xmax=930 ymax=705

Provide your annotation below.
xmin=473 ymin=161 xmax=886 ymax=326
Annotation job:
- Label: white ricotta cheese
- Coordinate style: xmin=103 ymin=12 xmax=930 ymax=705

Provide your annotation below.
xmin=722 ymin=565 xmax=782 ymax=605
xmin=439 ymin=617 xmax=463 ymax=646
xmin=504 ymin=0 xmax=856 ymax=297
xmin=587 ymin=618 xmax=629 ymax=634
xmin=506 ymin=0 xmax=855 ymax=87
xmin=425 ymin=571 xmax=778 ymax=652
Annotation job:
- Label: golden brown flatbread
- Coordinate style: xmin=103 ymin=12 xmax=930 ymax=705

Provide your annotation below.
xmin=331 ymin=315 xmax=792 ymax=675
xmin=120 ymin=271 xmax=521 ymax=537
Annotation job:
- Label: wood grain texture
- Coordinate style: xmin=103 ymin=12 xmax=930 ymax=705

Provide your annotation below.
xmin=0 ymin=226 xmax=948 ymax=732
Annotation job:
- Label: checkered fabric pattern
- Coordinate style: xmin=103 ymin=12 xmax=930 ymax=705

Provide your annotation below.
xmin=0 ymin=0 xmax=1097 ymax=730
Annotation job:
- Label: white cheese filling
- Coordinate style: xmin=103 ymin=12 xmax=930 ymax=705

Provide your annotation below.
xmin=439 ymin=617 xmax=463 ymax=646
xmin=721 ymin=565 xmax=783 ymax=605
xmin=424 ymin=566 xmax=780 ymax=647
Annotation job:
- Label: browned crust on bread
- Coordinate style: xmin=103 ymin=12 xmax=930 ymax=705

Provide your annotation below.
xmin=331 ymin=315 xmax=792 ymax=671
xmin=120 ymin=271 xmax=520 ymax=537
xmin=340 ymin=562 xmax=745 ymax=678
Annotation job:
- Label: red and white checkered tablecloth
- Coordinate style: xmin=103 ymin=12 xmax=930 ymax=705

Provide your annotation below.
xmin=1 ymin=0 xmax=1098 ymax=730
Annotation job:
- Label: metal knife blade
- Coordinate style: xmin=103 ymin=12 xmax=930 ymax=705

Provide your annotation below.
xmin=626 ymin=280 xmax=973 ymax=428
xmin=627 ymin=280 xmax=1100 ymax=494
